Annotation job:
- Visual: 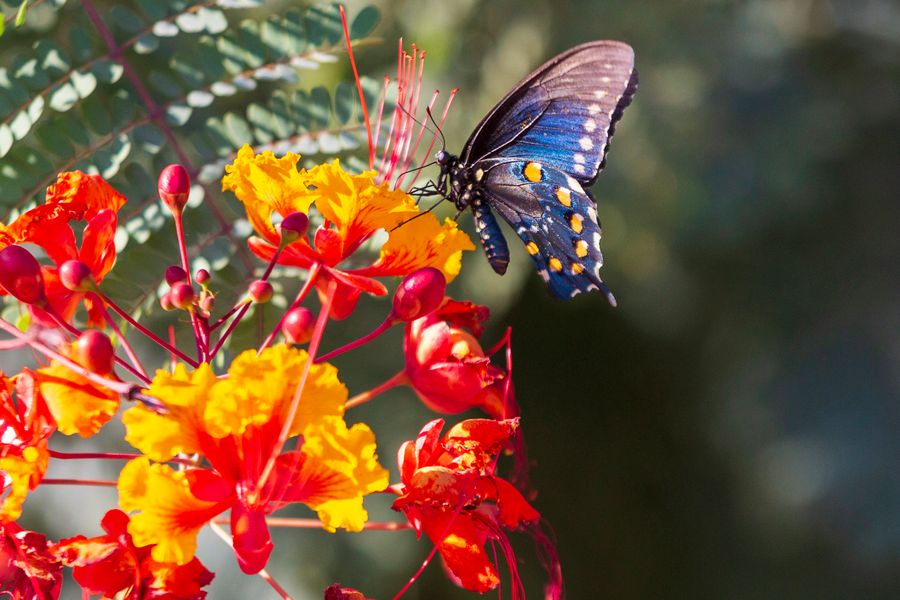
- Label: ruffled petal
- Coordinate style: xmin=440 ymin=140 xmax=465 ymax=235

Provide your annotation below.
xmin=118 ymin=458 xmax=227 ymax=566
xmin=222 ymin=145 xmax=314 ymax=243
xmin=36 ymin=363 xmax=120 ymax=437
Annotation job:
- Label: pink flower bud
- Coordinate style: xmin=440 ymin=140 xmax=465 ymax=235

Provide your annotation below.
xmin=0 ymin=245 xmax=46 ymax=305
xmin=158 ymin=164 xmax=191 ymax=214
xmin=165 ymin=265 xmax=188 ymax=285
xmin=74 ymin=330 xmax=115 ymax=375
xmin=169 ymin=281 xmax=195 ymax=309
xmin=195 ymin=268 xmax=210 ymax=284
xmin=392 ymin=267 xmax=446 ymax=322
xmin=279 ymin=212 xmax=309 ymax=244
xmin=199 ymin=294 xmax=215 ymax=314
xmin=59 ymin=259 xmax=95 ymax=292
xmin=282 ymin=307 xmax=315 ymax=344
xmin=248 ymin=280 xmax=273 ymax=304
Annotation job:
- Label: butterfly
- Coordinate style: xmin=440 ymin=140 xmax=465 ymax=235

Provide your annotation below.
xmin=430 ymin=41 xmax=637 ymax=304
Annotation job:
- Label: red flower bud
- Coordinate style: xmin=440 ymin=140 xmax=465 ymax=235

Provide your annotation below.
xmin=248 ymin=280 xmax=273 ymax=304
xmin=199 ymin=294 xmax=215 ymax=313
xmin=158 ymin=164 xmax=191 ymax=214
xmin=74 ymin=330 xmax=115 ymax=374
xmin=0 ymin=245 xmax=46 ymax=305
xmin=281 ymin=307 xmax=315 ymax=344
xmin=59 ymin=259 xmax=96 ymax=292
xmin=169 ymin=281 xmax=195 ymax=309
xmin=279 ymin=212 xmax=309 ymax=244
xmin=195 ymin=268 xmax=210 ymax=284
xmin=392 ymin=267 xmax=446 ymax=321
xmin=165 ymin=265 xmax=188 ymax=285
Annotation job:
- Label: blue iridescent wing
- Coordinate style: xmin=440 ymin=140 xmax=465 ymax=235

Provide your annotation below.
xmin=480 ymin=159 xmax=614 ymax=302
xmin=462 ymin=41 xmax=637 ymax=186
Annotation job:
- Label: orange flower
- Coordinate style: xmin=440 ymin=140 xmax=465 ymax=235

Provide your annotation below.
xmin=0 ymin=171 xmax=125 ymax=327
xmin=223 ymin=147 xmax=474 ymax=319
xmin=0 ymin=371 xmax=55 ymax=522
xmin=402 ymin=299 xmax=509 ymax=417
xmin=393 ymin=418 xmax=561 ymax=598
xmin=119 ymin=345 xmax=389 ymax=574
xmin=52 ymin=509 xmax=214 ymax=599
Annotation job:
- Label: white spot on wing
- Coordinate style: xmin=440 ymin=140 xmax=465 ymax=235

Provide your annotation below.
xmin=573 ymin=164 xmax=586 ymax=174
xmin=601 ymin=76 xmax=611 ymax=83
xmin=588 ymin=206 xmax=597 ymax=222
xmin=588 ymin=103 xmax=601 ymax=114
xmin=593 ymin=232 xmax=602 ymax=248
xmin=566 ymin=175 xmax=580 ymax=189
xmin=579 ymin=137 xmax=593 ymax=151
xmin=584 ymin=118 xmax=597 ymax=133
xmin=538 ymin=269 xmax=550 ymax=282
xmin=594 ymin=90 xmax=608 ymax=99
xmin=573 ymin=153 xmax=586 ymax=164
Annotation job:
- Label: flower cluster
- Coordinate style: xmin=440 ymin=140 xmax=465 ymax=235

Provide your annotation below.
xmin=0 ymin=18 xmax=562 ymax=600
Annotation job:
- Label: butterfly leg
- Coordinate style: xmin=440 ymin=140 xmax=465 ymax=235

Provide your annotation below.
xmin=471 ymin=200 xmax=510 ymax=275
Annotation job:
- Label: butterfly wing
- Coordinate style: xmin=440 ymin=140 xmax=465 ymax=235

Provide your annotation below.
xmin=480 ymin=159 xmax=614 ymax=302
xmin=462 ymin=40 xmax=637 ymax=186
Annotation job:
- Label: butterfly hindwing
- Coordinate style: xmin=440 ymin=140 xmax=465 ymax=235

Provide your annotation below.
xmin=480 ymin=160 xmax=613 ymax=302
xmin=462 ymin=41 xmax=636 ymax=186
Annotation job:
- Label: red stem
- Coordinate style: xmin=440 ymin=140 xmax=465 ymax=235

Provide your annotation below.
xmin=94 ymin=298 xmax=149 ymax=380
xmin=257 ymin=262 xmax=320 ymax=354
xmin=41 ymin=478 xmax=117 ymax=487
xmin=345 ymin=371 xmax=408 ymax=409
xmin=315 ymin=315 xmax=395 ymax=363
xmin=97 ymin=290 xmax=198 ymax=367
xmin=340 ymin=5 xmax=374 ymax=168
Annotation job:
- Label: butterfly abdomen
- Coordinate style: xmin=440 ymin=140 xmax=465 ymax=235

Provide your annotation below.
xmin=470 ymin=198 xmax=510 ymax=275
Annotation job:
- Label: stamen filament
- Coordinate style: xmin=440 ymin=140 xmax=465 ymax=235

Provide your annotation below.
xmin=346 ymin=371 xmax=408 ymax=409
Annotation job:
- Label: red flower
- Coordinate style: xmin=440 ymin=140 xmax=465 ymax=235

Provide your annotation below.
xmin=0 ymin=171 xmax=125 ymax=327
xmin=393 ymin=418 xmax=561 ymax=598
xmin=0 ymin=520 xmax=63 ymax=599
xmin=402 ymin=300 xmax=509 ymax=418
xmin=52 ymin=509 xmax=214 ymax=599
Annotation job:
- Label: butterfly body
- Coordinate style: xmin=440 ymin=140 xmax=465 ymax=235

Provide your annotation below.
xmin=434 ymin=41 xmax=637 ymax=303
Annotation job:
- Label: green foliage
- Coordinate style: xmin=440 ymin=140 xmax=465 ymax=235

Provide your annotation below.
xmin=0 ymin=0 xmax=380 ymax=324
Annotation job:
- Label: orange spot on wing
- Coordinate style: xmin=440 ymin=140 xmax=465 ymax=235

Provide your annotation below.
xmin=525 ymin=242 xmax=539 ymax=255
xmin=523 ymin=162 xmax=542 ymax=183
xmin=556 ymin=187 xmax=572 ymax=207
xmin=575 ymin=240 xmax=589 ymax=258
xmin=571 ymin=263 xmax=585 ymax=275
xmin=569 ymin=213 xmax=584 ymax=234
xmin=548 ymin=257 xmax=563 ymax=272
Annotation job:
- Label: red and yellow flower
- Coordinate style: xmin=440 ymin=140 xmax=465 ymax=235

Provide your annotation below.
xmin=222 ymin=146 xmax=474 ymax=319
xmin=0 ymin=371 xmax=55 ymax=522
xmin=119 ymin=344 xmax=389 ymax=574
xmin=393 ymin=418 xmax=560 ymax=598
xmin=52 ymin=509 xmax=214 ymax=599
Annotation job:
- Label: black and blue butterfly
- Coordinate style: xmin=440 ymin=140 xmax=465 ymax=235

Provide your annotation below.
xmin=430 ymin=41 xmax=637 ymax=304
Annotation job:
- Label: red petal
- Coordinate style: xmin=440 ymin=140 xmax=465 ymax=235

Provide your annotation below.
xmin=230 ymin=504 xmax=273 ymax=574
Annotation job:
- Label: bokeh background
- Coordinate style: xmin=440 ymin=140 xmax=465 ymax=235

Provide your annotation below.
xmin=6 ymin=0 xmax=900 ymax=598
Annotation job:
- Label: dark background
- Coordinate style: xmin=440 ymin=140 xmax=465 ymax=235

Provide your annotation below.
xmin=9 ymin=0 xmax=900 ymax=598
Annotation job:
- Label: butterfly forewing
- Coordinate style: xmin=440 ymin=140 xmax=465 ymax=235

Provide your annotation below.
xmin=462 ymin=41 xmax=636 ymax=185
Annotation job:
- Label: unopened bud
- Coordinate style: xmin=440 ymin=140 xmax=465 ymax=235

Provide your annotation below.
xmin=169 ymin=281 xmax=195 ymax=309
xmin=165 ymin=265 xmax=188 ymax=285
xmin=74 ymin=330 xmax=115 ymax=375
xmin=59 ymin=260 xmax=96 ymax=292
xmin=248 ymin=280 xmax=273 ymax=304
xmin=199 ymin=294 xmax=215 ymax=313
xmin=279 ymin=212 xmax=309 ymax=244
xmin=158 ymin=164 xmax=191 ymax=214
xmin=282 ymin=307 xmax=315 ymax=344
xmin=195 ymin=268 xmax=210 ymax=285
xmin=160 ymin=294 xmax=175 ymax=311
xmin=392 ymin=267 xmax=446 ymax=321
xmin=0 ymin=245 xmax=46 ymax=305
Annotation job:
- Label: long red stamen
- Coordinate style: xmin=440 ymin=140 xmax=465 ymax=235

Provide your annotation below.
xmin=406 ymin=88 xmax=458 ymax=191
xmin=339 ymin=5 xmax=374 ymax=169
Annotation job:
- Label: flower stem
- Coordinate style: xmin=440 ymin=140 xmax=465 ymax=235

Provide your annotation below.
xmin=393 ymin=504 xmax=463 ymax=599
xmin=96 ymin=290 xmax=199 ymax=368
xmin=212 ymin=517 xmax=412 ymax=531
xmin=41 ymin=478 xmax=117 ymax=487
xmin=315 ymin=316 xmax=395 ymax=363
xmin=208 ymin=522 xmax=293 ymax=600
xmin=346 ymin=371 xmax=408 ymax=409
xmin=0 ymin=318 xmax=135 ymax=395
xmin=95 ymin=300 xmax=149 ymax=380
xmin=172 ymin=211 xmax=207 ymax=362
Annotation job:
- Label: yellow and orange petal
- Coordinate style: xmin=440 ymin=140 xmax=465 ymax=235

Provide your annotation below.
xmin=222 ymin=145 xmax=314 ymax=242
xmin=363 ymin=215 xmax=475 ymax=283
xmin=36 ymin=363 xmax=119 ymax=438
xmin=118 ymin=458 xmax=224 ymax=565
xmin=301 ymin=416 xmax=389 ymax=532
xmin=125 ymin=363 xmax=217 ymax=460
xmin=0 ymin=445 xmax=49 ymax=522
xmin=204 ymin=345 xmax=346 ymax=439
xmin=305 ymin=161 xmax=419 ymax=255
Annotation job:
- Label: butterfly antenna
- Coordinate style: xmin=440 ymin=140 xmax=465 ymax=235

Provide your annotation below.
xmin=389 ymin=196 xmax=449 ymax=231
xmin=426 ymin=106 xmax=447 ymax=152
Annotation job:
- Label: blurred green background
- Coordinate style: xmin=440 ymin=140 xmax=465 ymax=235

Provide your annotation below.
xmin=7 ymin=0 xmax=900 ymax=598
